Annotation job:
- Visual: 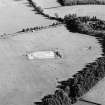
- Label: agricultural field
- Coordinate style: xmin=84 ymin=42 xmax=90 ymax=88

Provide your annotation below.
xmin=0 ymin=0 xmax=55 ymax=34
xmin=0 ymin=25 xmax=102 ymax=105
xmin=0 ymin=0 xmax=105 ymax=105
xmin=45 ymin=5 xmax=105 ymax=20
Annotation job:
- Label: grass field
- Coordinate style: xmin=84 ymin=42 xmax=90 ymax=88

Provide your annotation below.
xmin=0 ymin=25 xmax=102 ymax=105
xmin=1 ymin=0 xmax=105 ymax=105
xmin=45 ymin=5 xmax=105 ymax=20
xmin=0 ymin=0 xmax=55 ymax=34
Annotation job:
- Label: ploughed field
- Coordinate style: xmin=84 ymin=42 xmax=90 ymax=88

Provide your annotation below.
xmin=0 ymin=25 xmax=102 ymax=105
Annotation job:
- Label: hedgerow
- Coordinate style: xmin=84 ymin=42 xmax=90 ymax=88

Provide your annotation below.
xmin=57 ymin=0 xmax=65 ymax=6
xmin=18 ymin=22 xmax=62 ymax=33
xmin=57 ymin=0 xmax=105 ymax=6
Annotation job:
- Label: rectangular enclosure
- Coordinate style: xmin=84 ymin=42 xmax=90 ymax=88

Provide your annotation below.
xmin=27 ymin=51 xmax=55 ymax=60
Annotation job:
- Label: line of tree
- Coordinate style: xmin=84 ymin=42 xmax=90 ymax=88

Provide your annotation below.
xmin=57 ymin=0 xmax=65 ymax=6
xmin=18 ymin=22 xmax=61 ymax=33
xmin=57 ymin=0 xmax=105 ymax=6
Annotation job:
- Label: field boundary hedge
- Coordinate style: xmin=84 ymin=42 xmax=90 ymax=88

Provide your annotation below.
xmin=57 ymin=0 xmax=105 ymax=6
xmin=17 ymin=22 xmax=62 ymax=33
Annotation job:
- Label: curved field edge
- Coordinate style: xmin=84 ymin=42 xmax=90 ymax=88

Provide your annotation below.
xmin=57 ymin=0 xmax=105 ymax=6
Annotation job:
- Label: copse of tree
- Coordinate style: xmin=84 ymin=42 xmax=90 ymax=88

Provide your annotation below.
xmin=35 ymin=89 xmax=72 ymax=105
xmin=57 ymin=0 xmax=65 ymax=6
xmin=64 ymin=14 xmax=105 ymax=35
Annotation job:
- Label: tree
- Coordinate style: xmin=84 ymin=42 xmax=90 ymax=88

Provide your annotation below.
xmin=57 ymin=0 xmax=65 ymax=6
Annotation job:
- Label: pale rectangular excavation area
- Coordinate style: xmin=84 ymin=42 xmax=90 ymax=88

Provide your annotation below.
xmin=27 ymin=51 xmax=55 ymax=60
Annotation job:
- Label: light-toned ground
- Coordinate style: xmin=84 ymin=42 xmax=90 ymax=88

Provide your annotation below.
xmin=63 ymin=0 xmax=105 ymax=5
xmin=0 ymin=25 xmax=102 ymax=105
